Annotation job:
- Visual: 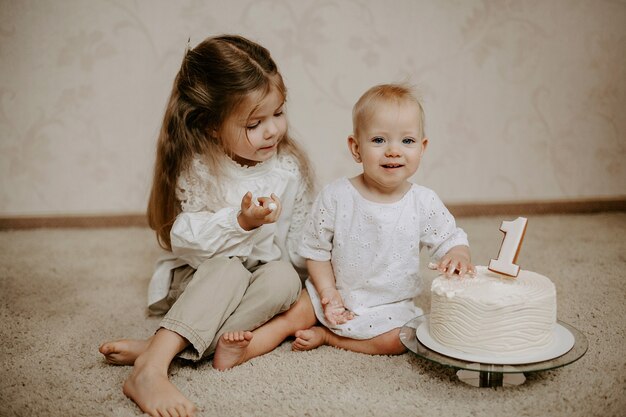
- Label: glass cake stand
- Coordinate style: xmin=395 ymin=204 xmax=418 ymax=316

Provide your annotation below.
xmin=399 ymin=315 xmax=588 ymax=388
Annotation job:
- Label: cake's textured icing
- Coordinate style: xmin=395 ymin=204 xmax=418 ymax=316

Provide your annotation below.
xmin=430 ymin=266 xmax=556 ymax=356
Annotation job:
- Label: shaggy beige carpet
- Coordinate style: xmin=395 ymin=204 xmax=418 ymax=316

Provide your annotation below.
xmin=1 ymin=213 xmax=625 ymax=417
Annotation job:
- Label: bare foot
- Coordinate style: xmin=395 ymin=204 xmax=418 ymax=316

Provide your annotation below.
xmin=123 ymin=355 xmax=196 ymax=417
xmin=99 ymin=338 xmax=150 ymax=365
xmin=212 ymin=331 xmax=253 ymax=371
xmin=292 ymin=326 xmax=329 ymax=351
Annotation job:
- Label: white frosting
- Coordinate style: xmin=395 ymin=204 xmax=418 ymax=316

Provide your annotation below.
xmin=430 ymin=266 xmax=556 ymax=356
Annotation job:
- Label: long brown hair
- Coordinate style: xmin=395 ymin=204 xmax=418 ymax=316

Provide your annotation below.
xmin=147 ymin=34 xmax=313 ymax=250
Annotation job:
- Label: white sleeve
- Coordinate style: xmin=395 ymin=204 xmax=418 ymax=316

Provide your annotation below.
xmin=285 ymin=179 xmax=313 ymax=270
xmin=170 ymin=207 xmax=266 ymax=269
xmin=419 ymin=189 xmax=469 ymax=260
xmin=298 ymin=185 xmax=335 ymax=262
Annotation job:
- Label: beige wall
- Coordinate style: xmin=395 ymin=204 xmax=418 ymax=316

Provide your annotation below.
xmin=1 ymin=0 xmax=624 ymax=216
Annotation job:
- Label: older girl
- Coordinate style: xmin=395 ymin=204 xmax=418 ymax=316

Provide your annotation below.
xmin=100 ymin=34 xmax=313 ymax=417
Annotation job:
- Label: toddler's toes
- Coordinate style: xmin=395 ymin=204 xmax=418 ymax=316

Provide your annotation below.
xmin=292 ymin=338 xmax=308 ymax=351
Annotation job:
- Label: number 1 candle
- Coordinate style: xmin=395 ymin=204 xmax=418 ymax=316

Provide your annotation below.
xmin=488 ymin=217 xmax=528 ymax=277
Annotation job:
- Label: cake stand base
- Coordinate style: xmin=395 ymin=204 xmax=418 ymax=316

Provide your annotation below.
xmin=399 ymin=315 xmax=588 ymax=389
xmin=456 ymin=367 xmax=526 ymax=387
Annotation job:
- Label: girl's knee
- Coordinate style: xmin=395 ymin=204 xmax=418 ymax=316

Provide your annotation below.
xmin=258 ymin=262 xmax=302 ymax=310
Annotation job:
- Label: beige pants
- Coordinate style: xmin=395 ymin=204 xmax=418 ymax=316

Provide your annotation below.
xmin=156 ymin=257 xmax=301 ymax=360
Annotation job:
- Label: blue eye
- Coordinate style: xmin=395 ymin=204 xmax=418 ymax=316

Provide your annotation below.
xmin=372 ymin=136 xmax=384 ymax=144
xmin=402 ymin=137 xmax=416 ymax=144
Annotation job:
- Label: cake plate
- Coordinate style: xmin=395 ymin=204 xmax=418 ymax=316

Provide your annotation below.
xmin=399 ymin=315 xmax=588 ymax=388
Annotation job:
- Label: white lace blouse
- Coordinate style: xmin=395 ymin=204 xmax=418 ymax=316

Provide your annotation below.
xmin=298 ymin=178 xmax=469 ymax=339
xmin=147 ymin=153 xmax=311 ymax=308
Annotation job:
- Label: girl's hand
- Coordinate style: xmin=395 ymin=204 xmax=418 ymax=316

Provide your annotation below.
xmin=237 ymin=192 xmax=282 ymax=231
xmin=319 ymin=287 xmax=354 ymax=325
xmin=433 ymin=245 xmax=476 ymax=278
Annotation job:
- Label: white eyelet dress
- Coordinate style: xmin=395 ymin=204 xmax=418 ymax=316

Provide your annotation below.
xmin=298 ymin=178 xmax=469 ymax=340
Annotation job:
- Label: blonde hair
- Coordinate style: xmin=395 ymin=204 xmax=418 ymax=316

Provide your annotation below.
xmin=147 ymin=34 xmax=314 ymax=250
xmin=352 ymin=83 xmax=425 ymax=139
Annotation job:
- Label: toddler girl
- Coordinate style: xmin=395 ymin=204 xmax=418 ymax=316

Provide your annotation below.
xmin=295 ymin=83 xmax=474 ymax=352
xmin=99 ymin=34 xmax=313 ymax=417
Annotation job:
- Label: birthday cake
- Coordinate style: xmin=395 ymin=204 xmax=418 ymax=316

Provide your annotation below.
xmin=429 ymin=266 xmax=556 ymax=356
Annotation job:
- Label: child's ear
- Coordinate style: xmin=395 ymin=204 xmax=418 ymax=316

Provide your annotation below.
xmin=347 ymin=135 xmax=362 ymax=163
xmin=421 ymin=137 xmax=429 ymax=153
xmin=209 ymin=127 xmax=220 ymax=143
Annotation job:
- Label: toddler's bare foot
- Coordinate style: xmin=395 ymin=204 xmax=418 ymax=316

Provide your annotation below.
xmin=99 ymin=338 xmax=150 ymax=365
xmin=123 ymin=355 xmax=196 ymax=417
xmin=292 ymin=326 xmax=329 ymax=351
xmin=212 ymin=331 xmax=253 ymax=371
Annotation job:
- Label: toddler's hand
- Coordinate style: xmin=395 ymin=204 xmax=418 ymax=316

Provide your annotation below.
xmin=432 ymin=245 xmax=476 ymax=278
xmin=237 ymin=192 xmax=282 ymax=231
xmin=319 ymin=287 xmax=354 ymax=326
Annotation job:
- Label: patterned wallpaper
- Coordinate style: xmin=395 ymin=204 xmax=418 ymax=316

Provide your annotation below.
xmin=0 ymin=0 xmax=624 ymax=216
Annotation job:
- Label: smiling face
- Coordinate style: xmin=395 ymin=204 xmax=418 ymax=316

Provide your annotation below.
xmin=220 ymin=81 xmax=287 ymax=166
xmin=348 ymin=99 xmax=428 ymax=199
